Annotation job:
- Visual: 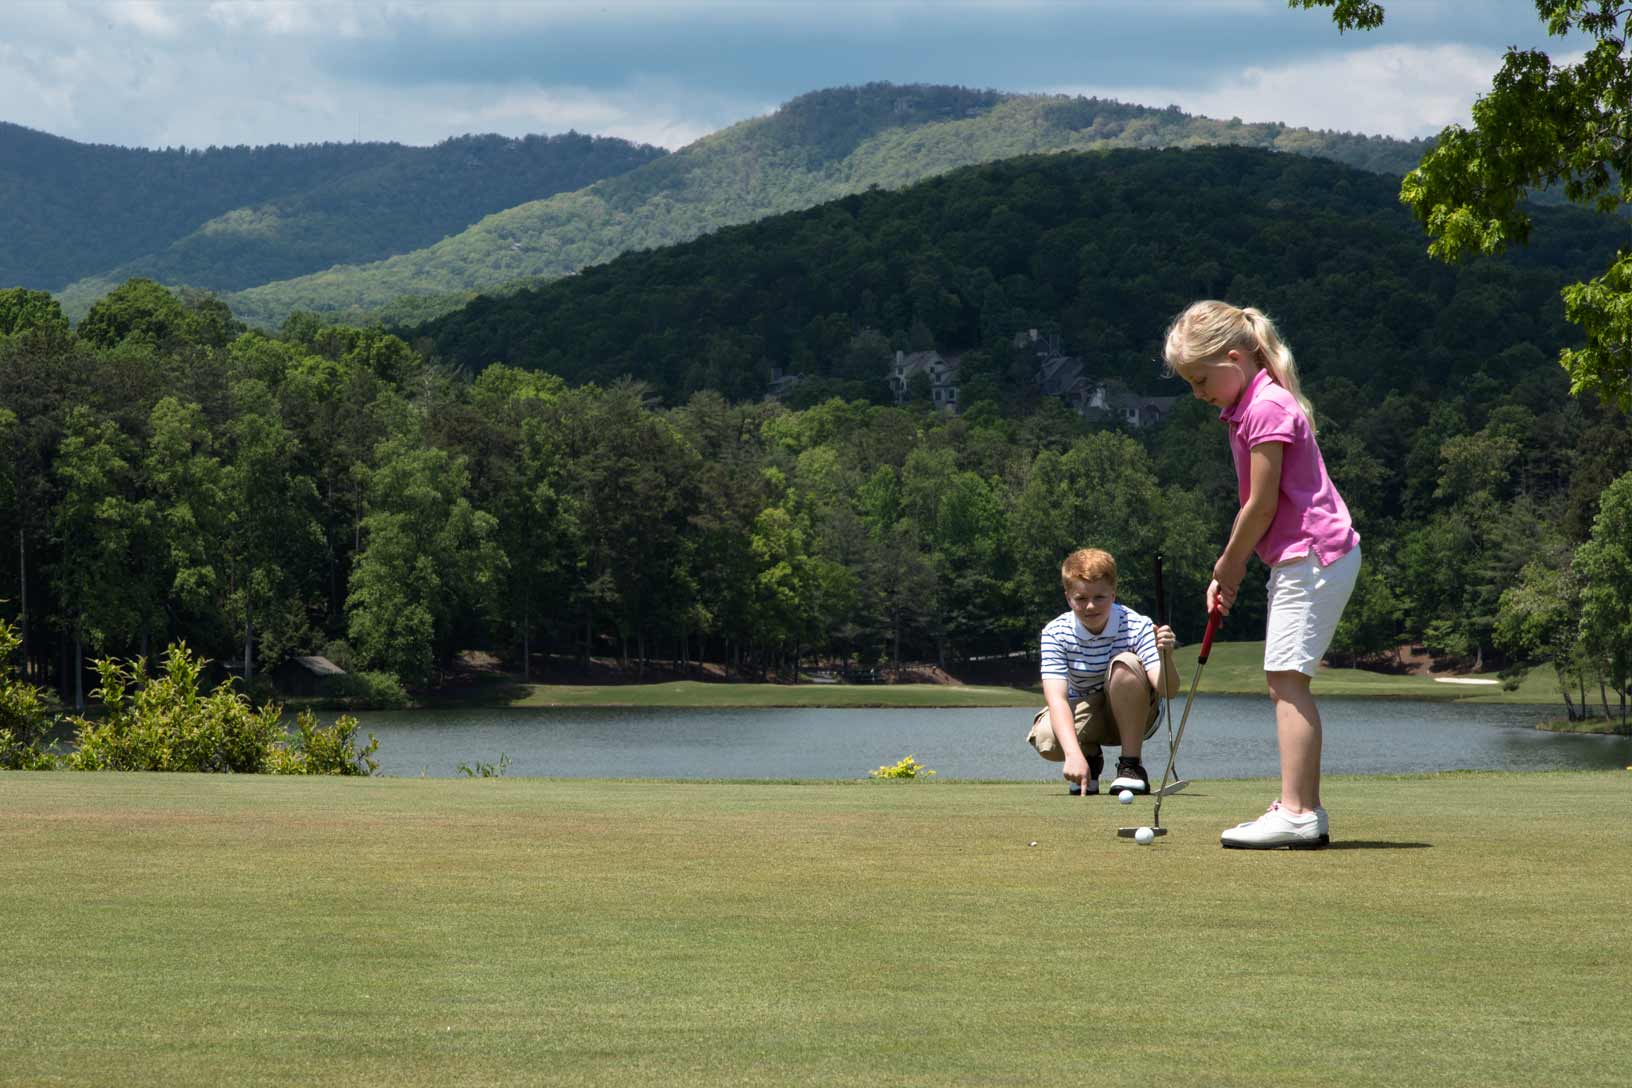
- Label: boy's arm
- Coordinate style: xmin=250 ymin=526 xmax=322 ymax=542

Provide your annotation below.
xmin=1042 ymin=676 xmax=1091 ymax=790
xmin=1212 ymin=441 xmax=1283 ymax=612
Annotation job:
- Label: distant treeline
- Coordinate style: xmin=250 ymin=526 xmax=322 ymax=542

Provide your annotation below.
xmin=2 ymin=148 xmax=1629 ymax=713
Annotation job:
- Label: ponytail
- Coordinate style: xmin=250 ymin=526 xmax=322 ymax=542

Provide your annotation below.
xmin=1239 ymin=307 xmax=1316 ymax=435
xmin=1163 ymin=300 xmax=1317 ymax=434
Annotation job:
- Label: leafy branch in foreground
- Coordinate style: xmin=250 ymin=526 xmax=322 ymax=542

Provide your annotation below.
xmin=1299 ymin=0 xmax=1632 ymax=411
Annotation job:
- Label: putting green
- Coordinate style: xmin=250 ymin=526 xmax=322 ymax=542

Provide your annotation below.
xmin=1 ymin=770 xmax=1626 ymax=1086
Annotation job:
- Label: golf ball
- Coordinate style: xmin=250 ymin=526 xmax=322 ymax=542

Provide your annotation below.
xmin=1118 ymin=789 xmax=1134 ymax=804
xmin=1134 ymin=826 xmax=1155 ymax=845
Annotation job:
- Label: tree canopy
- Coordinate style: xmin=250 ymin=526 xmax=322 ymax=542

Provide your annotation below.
xmin=1299 ymin=0 xmax=1632 ymax=411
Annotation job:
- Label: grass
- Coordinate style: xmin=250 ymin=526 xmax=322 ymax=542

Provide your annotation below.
xmin=2 ymin=770 xmax=1628 ymax=1087
xmin=449 ymin=641 xmax=1566 ymax=709
xmin=502 ymin=679 xmax=1039 ymax=708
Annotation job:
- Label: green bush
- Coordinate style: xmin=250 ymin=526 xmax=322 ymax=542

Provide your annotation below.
xmin=1 ymin=618 xmax=62 ymax=769
xmin=325 ymin=669 xmax=411 ymax=710
xmin=869 ymin=754 xmax=936 ymax=780
xmin=64 ymin=642 xmax=378 ymax=775
xmin=67 ymin=646 xmax=284 ymax=772
xmin=269 ymin=710 xmax=380 ymax=776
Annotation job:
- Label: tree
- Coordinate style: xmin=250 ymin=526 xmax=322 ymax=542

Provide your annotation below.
xmin=143 ymin=397 xmax=228 ymax=653
xmin=1298 ymin=0 xmax=1632 ymax=410
xmin=1495 ymin=546 xmax=1588 ymax=719
xmin=50 ymin=407 xmax=151 ymax=708
xmin=347 ymin=435 xmax=501 ymax=686
xmin=0 ymin=289 xmax=67 ymax=337
xmin=222 ymin=379 xmax=325 ymax=681
xmin=1574 ymin=471 xmax=1632 ymax=729
xmin=76 ymin=279 xmax=192 ymax=351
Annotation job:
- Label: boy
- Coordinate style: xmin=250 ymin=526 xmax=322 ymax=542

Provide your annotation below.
xmin=1027 ymin=548 xmax=1178 ymax=795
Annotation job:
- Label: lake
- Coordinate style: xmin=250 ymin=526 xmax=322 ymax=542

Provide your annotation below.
xmin=350 ymin=695 xmax=1632 ymax=780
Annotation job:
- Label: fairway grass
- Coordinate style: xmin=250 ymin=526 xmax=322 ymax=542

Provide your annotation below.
xmin=3 ymin=771 xmax=1627 ymax=1087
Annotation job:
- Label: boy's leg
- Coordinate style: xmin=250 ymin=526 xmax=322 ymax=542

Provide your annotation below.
xmin=1026 ymin=702 xmax=1106 ymax=793
xmin=1268 ymin=669 xmax=1321 ymax=813
xmin=1106 ymin=653 xmax=1157 ymax=793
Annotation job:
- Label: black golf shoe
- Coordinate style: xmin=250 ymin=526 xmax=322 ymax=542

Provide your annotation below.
xmin=1109 ymin=756 xmax=1150 ymax=795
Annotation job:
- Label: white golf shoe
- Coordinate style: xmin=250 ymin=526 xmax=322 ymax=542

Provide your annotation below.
xmin=1220 ymin=801 xmax=1329 ymax=850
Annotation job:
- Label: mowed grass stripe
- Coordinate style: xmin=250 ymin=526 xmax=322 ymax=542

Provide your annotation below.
xmin=1 ymin=772 xmax=1627 ymax=1087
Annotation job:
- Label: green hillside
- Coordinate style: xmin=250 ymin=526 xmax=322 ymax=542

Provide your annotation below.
xmin=225 ymin=84 xmax=1432 ymax=328
xmin=0 ymin=123 xmax=662 ymax=309
xmin=414 ymin=144 xmax=1617 ymax=406
xmin=52 ymin=134 xmax=664 ymax=316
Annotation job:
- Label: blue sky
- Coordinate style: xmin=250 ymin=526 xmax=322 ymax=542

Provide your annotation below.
xmin=2 ymin=1 xmax=1583 ymax=151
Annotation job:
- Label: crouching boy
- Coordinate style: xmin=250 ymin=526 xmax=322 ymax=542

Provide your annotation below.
xmin=1027 ymin=547 xmax=1178 ymax=795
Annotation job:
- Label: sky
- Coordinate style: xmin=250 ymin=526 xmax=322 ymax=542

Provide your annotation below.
xmin=0 ymin=1 xmax=1586 ymax=153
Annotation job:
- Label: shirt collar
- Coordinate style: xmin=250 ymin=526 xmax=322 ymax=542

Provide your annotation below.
xmin=1220 ymin=367 xmax=1276 ymax=424
xmin=1073 ymin=602 xmax=1122 ymax=642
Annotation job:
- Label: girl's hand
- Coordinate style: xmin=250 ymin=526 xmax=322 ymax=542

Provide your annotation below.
xmin=1212 ymin=554 xmax=1247 ymax=595
xmin=1206 ymin=579 xmax=1237 ymax=616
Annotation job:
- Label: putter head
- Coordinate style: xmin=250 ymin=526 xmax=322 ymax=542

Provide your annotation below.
xmin=1116 ymin=826 xmax=1169 ymax=838
xmin=1157 ymin=779 xmax=1189 ymax=797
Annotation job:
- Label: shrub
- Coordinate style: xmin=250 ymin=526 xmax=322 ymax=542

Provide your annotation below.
xmin=66 ymin=645 xmax=284 ymax=772
xmin=869 ymin=754 xmax=936 ymax=780
xmin=0 ymin=618 xmax=61 ymax=769
xmin=326 ymin=669 xmax=411 ymax=710
xmin=269 ymin=710 xmax=380 ymax=776
xmin=64 ymin=642 xmax=379 ymax=776
xmin=457 ymin=753 xmax=510 ymax=778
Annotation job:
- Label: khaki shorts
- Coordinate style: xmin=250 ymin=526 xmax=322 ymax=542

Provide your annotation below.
xmin=1027 ymin=651 xmax=1161 ymax=761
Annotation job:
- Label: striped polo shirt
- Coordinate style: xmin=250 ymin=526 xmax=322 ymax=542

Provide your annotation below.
xmin=1039 ymin=602 xmax=1161 ymax=700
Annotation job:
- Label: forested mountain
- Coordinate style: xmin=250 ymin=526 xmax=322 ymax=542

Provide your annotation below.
xmin=225 ymin=84 xmax=1432 ymax=328
xmin=415 ymin=145 xmax=1617 ymax=409
xmin=4 ymin=144 xmax=1630 ymax=715
xmin=0 ymin=123 xmax=664 ymax=300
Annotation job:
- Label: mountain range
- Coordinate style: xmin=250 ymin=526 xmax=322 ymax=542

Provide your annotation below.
xmin=2 ymin=83 xmax=1432 ymax=329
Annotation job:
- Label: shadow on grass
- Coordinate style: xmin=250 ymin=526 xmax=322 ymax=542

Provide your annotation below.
xmin=1326 ymin=840 xmax=1433 ymax=850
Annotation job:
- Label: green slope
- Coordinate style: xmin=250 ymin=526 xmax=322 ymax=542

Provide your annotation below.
xmin=225 ymin=84 xmax=1430 ymax=328
xmin=50 ymin=133 xmax=665 ymax=320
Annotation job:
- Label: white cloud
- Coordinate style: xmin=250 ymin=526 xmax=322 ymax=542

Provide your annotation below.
xmin=1062 ymin=43 xmax=1502 ymax=140
xmin=105 ymin=0 xmax=182 ymax=38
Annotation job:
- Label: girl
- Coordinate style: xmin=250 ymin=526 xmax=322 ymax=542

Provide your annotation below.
xmin=1163 ymin=301 xmax=1360 ymax=849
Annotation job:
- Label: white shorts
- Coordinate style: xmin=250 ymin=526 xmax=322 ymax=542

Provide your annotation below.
xmin=1263 ymin=546 xmax=1361 ymax=677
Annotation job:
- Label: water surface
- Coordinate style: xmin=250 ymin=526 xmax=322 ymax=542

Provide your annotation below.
xmin=351 ymin=696 xmax=1632 ymax=780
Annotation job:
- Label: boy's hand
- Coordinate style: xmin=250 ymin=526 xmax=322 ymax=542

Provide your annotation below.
xmin=1154 ymin=624 xmax=1176 ymax=654
xmin=1063 ymin=751 xmax=1091 ymax=794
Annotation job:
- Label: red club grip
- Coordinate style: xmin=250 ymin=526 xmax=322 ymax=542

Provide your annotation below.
xmin=1198 ymin=607 xmax=1223 ymax=664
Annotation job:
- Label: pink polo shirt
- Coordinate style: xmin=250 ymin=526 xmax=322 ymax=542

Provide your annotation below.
xmin=1220 ymin=368 xmax=1358 ymax=567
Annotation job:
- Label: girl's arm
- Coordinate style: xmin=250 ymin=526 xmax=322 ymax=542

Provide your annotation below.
xmin=1212 ymin=441 xmax=1284 ymax=612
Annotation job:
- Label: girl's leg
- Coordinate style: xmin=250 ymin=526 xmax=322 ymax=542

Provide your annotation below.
xmin=1267 ymin=669 xmax=1320 ymax=813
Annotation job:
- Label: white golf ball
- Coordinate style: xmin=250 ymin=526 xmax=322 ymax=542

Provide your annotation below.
xmin=1134 ymin=826 xmax=1155 ymax=845
xmin=1118 ymin=789 xmax=1134 ymax=804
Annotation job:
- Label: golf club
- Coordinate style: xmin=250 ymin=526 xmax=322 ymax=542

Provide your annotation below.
xmin=1152 ymin=554 xmax=1185 ymax=794
xmin=1119 ymin=602 xmax=1223 ymax=839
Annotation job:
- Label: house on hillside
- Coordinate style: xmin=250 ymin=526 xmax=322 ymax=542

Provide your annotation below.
xmin=889 ymin=349 xmax=961 ymax=412
xmin=766 ymin=366 xmax=804 ymax=400
xmin=1015 ymin=328 xmax=1174 ymax=427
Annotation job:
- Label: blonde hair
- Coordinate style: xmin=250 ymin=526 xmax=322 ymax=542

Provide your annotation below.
xmin=1061 ymin=548 xmax=1117 ymax=589
xmin=1162 ymin=300 xmax=1316 ymax=433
